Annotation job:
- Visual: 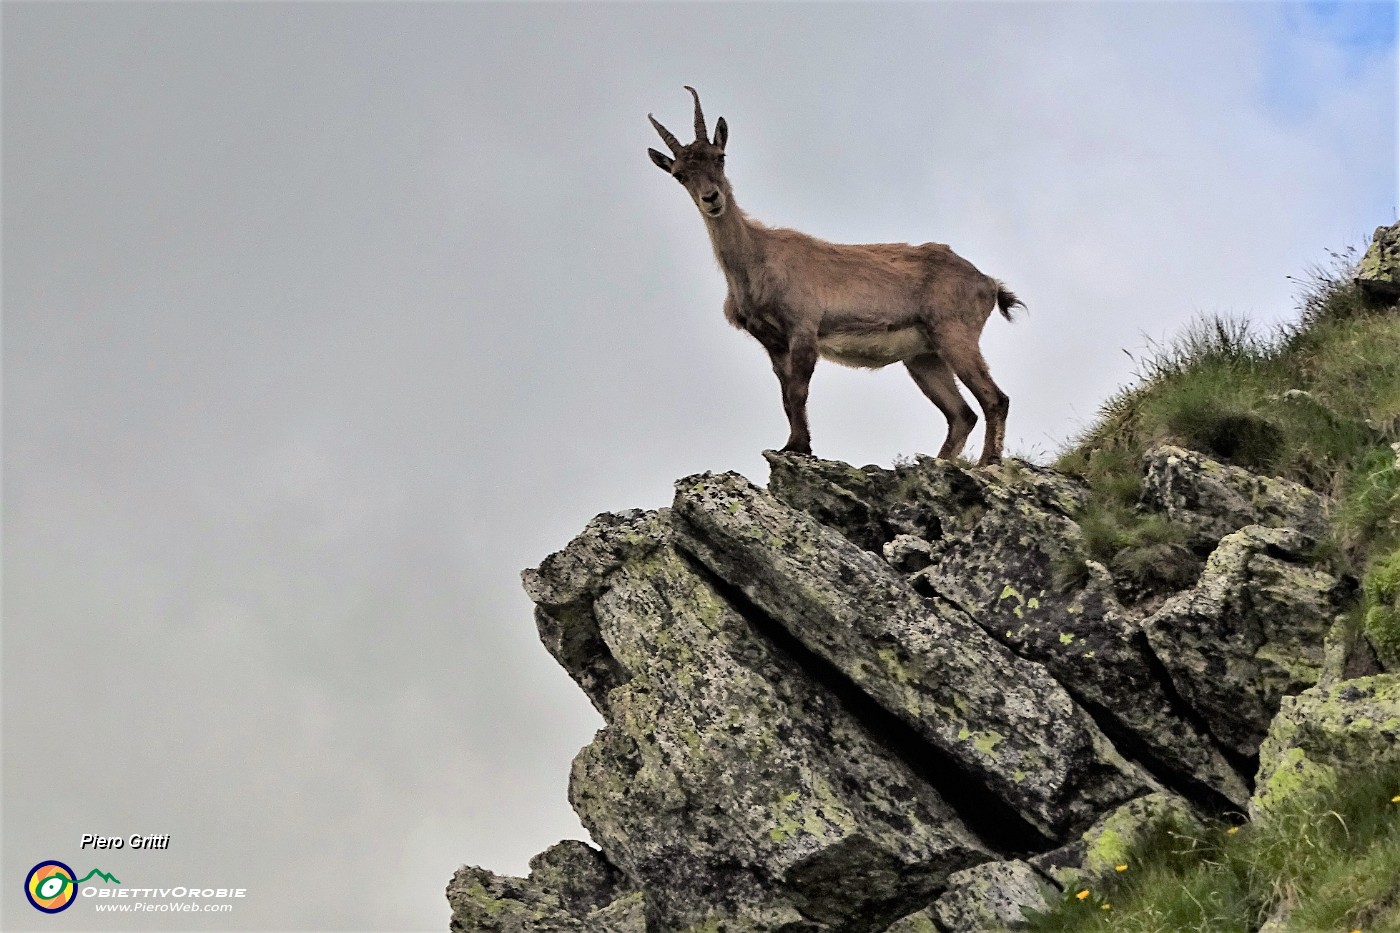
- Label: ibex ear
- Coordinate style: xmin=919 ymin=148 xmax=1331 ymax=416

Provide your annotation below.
xmin=713 ymin=117 xmax=728 ymax=150
xmin=648 ymin=148 xmax=674 ymax=172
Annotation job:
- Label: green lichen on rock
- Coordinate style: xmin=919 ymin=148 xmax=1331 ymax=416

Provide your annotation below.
xmin=770 ymin=451 xmax=1247 ymax=807
xmin=456 ymin=427 xmax=1384 ymax=930
xmin=1140 ymin=445 xmax=1330 ymax=548
xmin=881 ymin=909 xmax=941 ymax=933
xmin=931 ymin=860 xmax=1055 ymax=932
xmin=1362 ymin=546 xmax=1400 ymax=670
xmin=672 ymin=469 xmax=1152 ymax=842
xmin=1143 ymin=525 xmax=1347 ymax=757
xmin=1357 ymin=220 xmax=1400 ymax=297
xmin=1251 ymin=674 xmax=1400 ymax=815
xmin=447 ymin=841 xmax=637 ymax=933
xmin=1029 ymin=792 xmax=1202 ymax=892
xmin=529 ymin=508 xmax=987 ymax=931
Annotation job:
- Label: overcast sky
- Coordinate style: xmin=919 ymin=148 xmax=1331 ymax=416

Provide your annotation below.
xmin=3 ymin=2 xmax=1396 ymax=931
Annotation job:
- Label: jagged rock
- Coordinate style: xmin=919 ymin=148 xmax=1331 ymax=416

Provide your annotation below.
xmin=1030 ymin=792 xmax=1202 ymax=892
xmin=766 ymin=452 xmax=1087 ymax=554
xmin=931 ymin=860 xmax=1055 ymax=932
xmin=1357 ymin=220 xmax=1400 ymax=298
xmin=1143 ymin=526 xmax=1348 ymax=757
xmin=672 ymin=470 xmax=1154 ymax=843
xmin=881 ymin=910 xmax=939 ymax=933
xmin=768 ymin=452 xmax=1248 ymax=808
xmin=526 ymin=510 xmax=657 ymax=714
xmin=527 ymin=842 xmax=632 ymax=919
xmin=1319 ymin=615 xmax=1384 ymax=688
xmin=1139 ymin=445 xmax=1329 ymax=548
xmin=1251 ymin=674 xmax=1400 ymax=815
xmin=448 ymin=842 xmax=638 ymax=933
xmin=455 ymin=440 xmax=1370 ymax=930
xmin=527 ymin=510 xmax=989 ymax=932
xmin=905 ymin=465 xmax=1247 ymax=808
xmin=763 ymin=454 xmax=899 ymax=553
xmin=585 ymin=892 xmax=646 ymax=932
xmin=448 ymin=864 xmax=585 ymax=932
xmin=882 ymin=534 xmax=933 ymax=574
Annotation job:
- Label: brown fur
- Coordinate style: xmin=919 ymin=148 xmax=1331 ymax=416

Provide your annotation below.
xmin=649 ymin=88 xmax=1024 ymax=465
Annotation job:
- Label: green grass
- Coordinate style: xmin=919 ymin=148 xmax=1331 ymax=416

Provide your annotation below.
xmin=1056 ymin=247 xmax=1400 ymax=595
xmin=1027 ymin=243 xmax=1400 ymax=931
xmin=1023 ymin=765 xmax=1400 ymax=933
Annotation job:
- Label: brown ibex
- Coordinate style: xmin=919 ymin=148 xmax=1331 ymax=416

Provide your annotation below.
xmin=648 ymin=87 xmax=1024 ymax=465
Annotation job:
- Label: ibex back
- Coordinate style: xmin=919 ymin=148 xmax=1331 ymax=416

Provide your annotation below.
xmin=648 ymin=87 xmax=1024 ymax=466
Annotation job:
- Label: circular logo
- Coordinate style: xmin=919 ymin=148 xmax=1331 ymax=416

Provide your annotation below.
xmin=25 ymin=861 xmax=78 ymax=913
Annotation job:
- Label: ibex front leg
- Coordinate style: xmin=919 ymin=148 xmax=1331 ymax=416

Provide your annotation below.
xmin=770 ymin=337 xmax=817 ymax=455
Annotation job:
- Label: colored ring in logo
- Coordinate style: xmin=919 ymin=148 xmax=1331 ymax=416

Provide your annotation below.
xmin=26 ymin=861 xmax=78 ymax=913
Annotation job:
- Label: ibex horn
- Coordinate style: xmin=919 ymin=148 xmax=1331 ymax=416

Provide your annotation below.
xmin=649 ymin=114 xmax=683 ymax=155
xmin=684 ymin=85 xmax=707 ymax=142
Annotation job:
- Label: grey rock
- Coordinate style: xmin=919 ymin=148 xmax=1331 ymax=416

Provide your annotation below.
xmin=903 ymin=461 xmax=1248 ymax=808
xmin=531 ymin=509 xmax=989 ymax=932
xmin=1029 ymin=792 xmax=1202 ymax=892
xmin=1357 ymin=220 xmax=1400 ymax=298
xmin=1140 ymin=445 xmax=1329 ymax=548
xmin=448 ymin=842 xmax=636 ymax=933
xmin=1143 ymin=526 xmax=1348 ymax=758
xmin=448 ymin=864 xmax=586 ymax=933
xmin=883 ymin=534 xmax=933 ymax=573
xmin=881 ymin=910 xmax=940 ymax=933
xmin=764 ymin=453 xmax=900 ymax=553
xmin=931 ymin=860 xmax=1054 ymax=932
xmin=527 ymin=841 xmax=631 ymax=919
xmin=1251 ymin=674 xmax=1400 ymax=816
xmin=1320 ymin=614 xmax=1383 ymax=689
xmin=585 ymin=892 xmax=647 ymax=932
xmin=771 ymin=452 xmax=1247 ymax=807
xmin=672 ymin=470 xmax=1154 ymax=843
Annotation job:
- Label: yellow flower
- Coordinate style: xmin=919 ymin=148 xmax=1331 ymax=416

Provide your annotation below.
xmin=1076 ymin=889 xmax=1090 ymax=900
xmin=1226 ymin=826 xmax=1240 ymax=835
xmin=1114 ymin=864 xmax=1128 ymax=872
xmin=1101 ymin=903 xmax=1112 ymax=911
xmin=1391 ymin=794 xmax=1400 ymax=803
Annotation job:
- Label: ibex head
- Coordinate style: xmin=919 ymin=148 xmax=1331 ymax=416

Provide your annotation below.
xmin=648 ymin=86 xmax=730 ymax=219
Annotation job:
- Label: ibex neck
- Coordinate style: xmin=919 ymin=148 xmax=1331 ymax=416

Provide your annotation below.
xmin=703 ymin=197 xmax=763 ymax=288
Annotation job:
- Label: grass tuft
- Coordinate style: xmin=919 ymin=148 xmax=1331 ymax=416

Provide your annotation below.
xmin=1057 ymin=241 xmax=1400 ymax=596
xmin=1023 ymin=765 xmax=1400 ymax=933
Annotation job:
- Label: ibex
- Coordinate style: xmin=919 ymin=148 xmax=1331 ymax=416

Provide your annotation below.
xmin=648 ymin=87 xmax=1024 ymax=466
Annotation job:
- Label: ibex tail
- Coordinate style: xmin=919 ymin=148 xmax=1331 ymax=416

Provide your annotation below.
xmin=995 ymin=281 xmax=1026 ymax=321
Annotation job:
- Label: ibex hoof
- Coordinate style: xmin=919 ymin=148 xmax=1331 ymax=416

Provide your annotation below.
xmin=779 ymin=442 xmax=812 ymax=456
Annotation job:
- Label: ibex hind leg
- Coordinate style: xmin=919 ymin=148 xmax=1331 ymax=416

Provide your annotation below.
xmin=942 ymin=336 xmax=1009 ymax=466
xmin=905 ymin=352 xmax=977 ymax=460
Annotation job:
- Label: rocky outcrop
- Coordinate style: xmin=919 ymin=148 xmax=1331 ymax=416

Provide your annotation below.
xmin=524 ymin=510 xmax=989 ymax=932
xmin=1139 ymin=446 xmax=1329 ymax=547
xmin=1357 ymin=219 xmax=1400 ymax=299
xmin=672 ymin=471 xmax=1152 ymax=842
xmin=1143 ymin=526 xmax=1349 ymax=758
xmin=930 ymin=860 xmax=1054 ymax=932
xmin=451 ymin=445 xmax=1358 ymax=932
xmin=447 ymin=841 xmax=639 ymax=932
xmin=766 ymin=452 xmax=1248 ymax=807
xmin=1250 ymin=674 xmax=1400 ymax=815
